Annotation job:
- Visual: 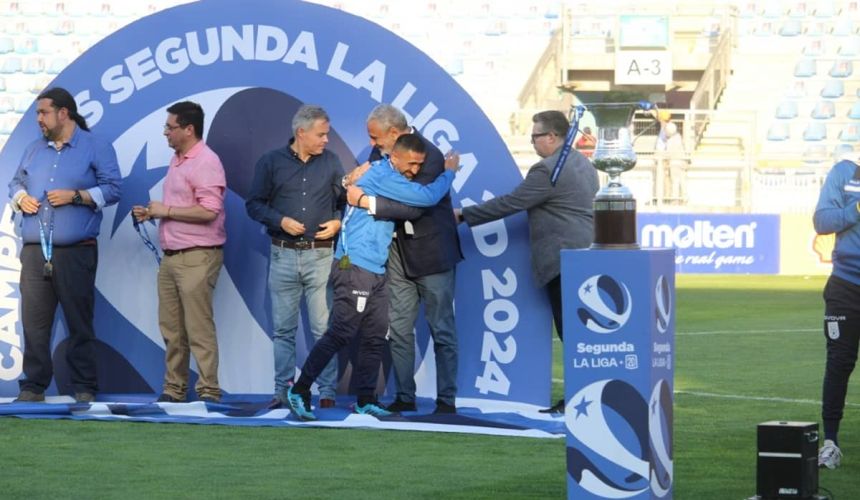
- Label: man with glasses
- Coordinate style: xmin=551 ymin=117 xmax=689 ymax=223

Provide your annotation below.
xmin=455 ymin=110 xmax=598 ymax=414
xmin=246 ymin=105 xmax=344 ymax=409
xmin=132 ymin=101 xmax=226 ymax=403
xmin=8 ymin=87 xmax=121 ymax=403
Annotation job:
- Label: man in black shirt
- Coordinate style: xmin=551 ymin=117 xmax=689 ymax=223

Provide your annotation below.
xmin=246 ymin=104 xmax=345 ymax=409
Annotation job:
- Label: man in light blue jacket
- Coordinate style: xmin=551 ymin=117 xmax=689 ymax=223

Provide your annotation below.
xmin=286 ymin=134 xmax=459 ymax=421
xmin=813 ymin=156 xmax=860 ymax=469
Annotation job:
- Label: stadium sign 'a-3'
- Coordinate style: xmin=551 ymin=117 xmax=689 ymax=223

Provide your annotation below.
xmin=0 ymin=0 xmax=551 ymax=404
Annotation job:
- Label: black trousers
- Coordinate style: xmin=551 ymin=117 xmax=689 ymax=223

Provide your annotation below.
xmin=19 ymin=243 xmax=99 ymax=394
xmin=821 ymin=275 xmax=860 ymax=439
xmin=296 ymin=260 xmax=389 ymax=403
xmin=546 ymin=275 xmax=563 ymax=341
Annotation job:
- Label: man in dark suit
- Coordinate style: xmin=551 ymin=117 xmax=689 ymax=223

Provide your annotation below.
xmin=345 ymin=104 xmax=463 ymax=414
xmin=456 ymin=110 xmax=599 ymax=414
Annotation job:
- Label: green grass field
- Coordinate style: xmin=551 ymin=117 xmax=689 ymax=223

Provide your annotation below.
xmin=0 ymin=275 xmax=857 ymax=499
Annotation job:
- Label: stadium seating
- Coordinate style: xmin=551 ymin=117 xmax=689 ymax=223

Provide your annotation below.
xmin=815 ymin=2 xmax=837 ymax=18
xmin=780 ymin=18 xmax=803 ymax=36
xmin=837 ymin=37 xmax=860 ymax=55
xmin=803 ymin=121 xmax=827 ymax=140
xmin=829 ymin=60 xmax=853 ymax=77
xmin=839 ymin=123 xmax=860 ymax=141
xmin=767 ymin=121 xmax=791 ymax=140
xmin=812 ymin=100 xmax=836 ymax=119
xmin=794 ymin=58 xmax=817 ymax=77
xmin=832 ymin=17 xmax=855 ymax=36
xmin=833 ymin=142 xmax=855 ymax=159
xmin=775 ymin=100 xmax=799 ymax=118
xmin=821 ymin=79 xmax=845 ymax=98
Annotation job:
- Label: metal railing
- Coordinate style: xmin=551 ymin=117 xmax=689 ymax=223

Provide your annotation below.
xmin=688 ymin=27 xmax=733 ymax=142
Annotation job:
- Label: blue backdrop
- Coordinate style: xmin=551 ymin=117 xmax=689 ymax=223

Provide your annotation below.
xmin=0 ymin=0 xmax=551 ymax=405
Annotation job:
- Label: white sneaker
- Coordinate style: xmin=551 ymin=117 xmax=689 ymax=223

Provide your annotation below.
xmin=818 ymin=439 xmax=842 ymax=469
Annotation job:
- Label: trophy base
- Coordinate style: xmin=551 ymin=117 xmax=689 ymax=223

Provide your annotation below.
xmin=591 ymin=198 xmax=638 ymax=249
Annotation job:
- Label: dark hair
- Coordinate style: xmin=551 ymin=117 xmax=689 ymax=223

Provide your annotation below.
xmin=532 ymin=110 xmax=569 ymax=137
xmin=37 ymin=87 xmax=89 ymax=131
xmin=392 ymin=133 xmax=426 ymax=155
xmin=166 ymin=101 xmax=204 ymax=139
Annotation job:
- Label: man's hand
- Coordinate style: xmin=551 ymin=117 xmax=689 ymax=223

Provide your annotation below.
xmin=46 ymin=189 xmax=76 ymax=207
xmin=19 ymin=194 xmax=40 ymax=214
xmin=453 ymin=208 xmax=464 ymax=224
xmin=345 ymin=162 xmax=370 ymax=186
xmin=280 ymin=216 xmax=306 ymax=236
xmin=315 ymin=219 xmax=341 ymax=240
xmin=147 ymin=201 xmax=170 ymax=219
xmin=347 ymin=185 xmax=366 ymax=207
xmin=444 ymin=151 xmax=460 ymax=172
xmin=132 ymin=205 xmax=150 ymax=222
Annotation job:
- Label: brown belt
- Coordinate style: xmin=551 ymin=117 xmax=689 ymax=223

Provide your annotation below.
xmin=271 ymin=238 xmax=333 ymax=250
xmin=163 ymin=245 xmax=223 ymax=256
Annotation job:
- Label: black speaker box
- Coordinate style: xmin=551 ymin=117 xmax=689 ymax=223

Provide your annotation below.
xmin=755 ymin=421 xmax=819 ymax=499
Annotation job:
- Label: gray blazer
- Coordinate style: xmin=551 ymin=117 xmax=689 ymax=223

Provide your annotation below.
xmin=462 ymin=148 xmax=598 ymax=288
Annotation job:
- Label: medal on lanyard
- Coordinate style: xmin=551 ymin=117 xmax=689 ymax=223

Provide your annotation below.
xmin=38 ymin=201 xmax=54 ymax=280
xmin=339 ymin=255 xmax=351 ymax=270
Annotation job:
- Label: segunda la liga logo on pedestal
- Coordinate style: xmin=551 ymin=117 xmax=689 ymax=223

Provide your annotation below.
xmin=577 ymin=274 xmax=633 ymax=334
xmin=566 ymin=379 xmax=650 ymax=497
xmin=655 ymin=274 xmax=672 ymax=334
xmin=649 ymin=379 xmax=674 ymax=497
xmin=566 ymin=378 xmax=674 ymax=498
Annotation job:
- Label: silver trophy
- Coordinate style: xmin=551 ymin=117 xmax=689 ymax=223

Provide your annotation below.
xmin=550 ymin=101 xmax=652 ymax=249
xmin=589 ymin=102 xmax=646 ymax=249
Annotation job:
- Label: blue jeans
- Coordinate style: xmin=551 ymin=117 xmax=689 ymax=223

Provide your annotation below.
xmin=269 ymin=246 xmax=337 ymax=400
xmin=386 ymin=243 xmax=458 ymax=406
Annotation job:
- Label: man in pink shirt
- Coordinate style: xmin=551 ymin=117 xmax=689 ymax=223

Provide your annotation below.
xmin=132 ymin=101 xmax=227 ymax=403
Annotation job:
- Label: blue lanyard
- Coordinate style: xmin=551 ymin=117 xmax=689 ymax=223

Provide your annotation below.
xmin=340 ymin=205 xmax=355 ymax=256
xmin=133 ymin=217 xmax=161 ymax=265
xmin=37 ymin=208 xmax=53 ymax=264
xmin=550 ymin=105 xmax=586 ymax=186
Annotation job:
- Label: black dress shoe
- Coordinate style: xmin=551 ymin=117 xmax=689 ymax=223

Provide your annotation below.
xmin=433 ymin=400 xmax=457 ymax=414
xmin=539 ymin=399 xmax=565 ymax=414
xmin=386 ymin=399 xmax=417 ymax=412
xmin=14 ymin=390 xmax=45 ymax=402
xmin=156 ymin=393 xmax=184 ymax=403
xmin=74 ymin=392 xmax=96 ymax=403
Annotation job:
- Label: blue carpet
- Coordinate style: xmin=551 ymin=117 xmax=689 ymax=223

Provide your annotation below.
xmin=0 ymin=395 xmax=565 ymax=438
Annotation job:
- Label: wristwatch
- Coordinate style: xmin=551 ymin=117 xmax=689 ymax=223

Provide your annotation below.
xmin=72 ymin=190 xmax=83 ymax=205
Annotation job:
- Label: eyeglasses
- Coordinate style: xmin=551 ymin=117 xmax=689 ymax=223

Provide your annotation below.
xmin=163 ymin=124 xmax=184 ymax=131
xmin=530 ymin=132 xmax=552 ymax=142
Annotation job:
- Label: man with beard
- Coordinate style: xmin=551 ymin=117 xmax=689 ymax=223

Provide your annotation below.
xmin=8 ymin=87 xmax=121 ymax=403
